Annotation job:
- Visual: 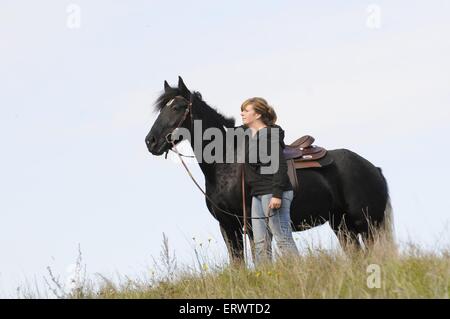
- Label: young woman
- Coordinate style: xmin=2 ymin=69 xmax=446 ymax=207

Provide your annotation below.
xmin=240 ymin=97 xmax=298 ymax=265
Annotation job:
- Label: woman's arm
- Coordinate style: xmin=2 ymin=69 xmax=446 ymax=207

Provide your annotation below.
xmin=262 ymin=126 xmax=289 ymax=199
xmin=271 ymin=140 xmax=288 ymax=199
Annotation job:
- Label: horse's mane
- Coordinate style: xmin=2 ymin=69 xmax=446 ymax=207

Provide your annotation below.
xmin=154 ymin=89 xmax=236 ymax=128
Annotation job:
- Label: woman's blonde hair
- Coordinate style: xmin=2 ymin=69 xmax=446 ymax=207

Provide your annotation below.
xmin=240 ymin=97 xmax=277 ymax=126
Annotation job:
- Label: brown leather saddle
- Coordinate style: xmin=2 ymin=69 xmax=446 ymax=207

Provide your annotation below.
xmin=283 ymin=135 xmax=333 ymax=192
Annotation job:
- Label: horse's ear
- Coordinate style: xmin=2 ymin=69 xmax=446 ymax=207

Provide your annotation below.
xmin=178 ymin=76 xmax=190 ymax=98
xmin=164 ymin=80 xmax=171 ymax=92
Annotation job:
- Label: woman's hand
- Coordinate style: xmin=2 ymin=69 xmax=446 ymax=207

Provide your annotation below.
xmin=268 ymin=197 xmax=282 ymax=210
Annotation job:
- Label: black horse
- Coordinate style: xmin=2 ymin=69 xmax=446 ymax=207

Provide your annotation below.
xmin=145 ymin=77 xmax=393 ymax=262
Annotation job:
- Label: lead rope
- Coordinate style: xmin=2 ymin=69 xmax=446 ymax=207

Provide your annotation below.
xmin=241 ymin=165 xmax=248 ymax=263
xmin=163 ymin=96 xmax=276 ymax=263
xmin=166 ymin=134 xmax=276 ymax=221
xmin=169 ymin=140 xmax=251 ymax=263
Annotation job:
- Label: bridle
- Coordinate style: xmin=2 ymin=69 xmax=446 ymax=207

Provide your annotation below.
xmin=163 ymin=95 xmax=195 ymax=159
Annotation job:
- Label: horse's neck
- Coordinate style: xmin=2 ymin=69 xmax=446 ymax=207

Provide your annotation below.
xmin=188 ymin=117 xmax=237 ymax=186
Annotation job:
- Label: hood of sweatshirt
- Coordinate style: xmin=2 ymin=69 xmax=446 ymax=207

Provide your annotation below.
xmin=269 ymin=124 xmax=286 ymax=148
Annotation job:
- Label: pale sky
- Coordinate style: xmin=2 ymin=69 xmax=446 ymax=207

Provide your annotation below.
xmin=1 ymin=0 xmax=449 ymax=297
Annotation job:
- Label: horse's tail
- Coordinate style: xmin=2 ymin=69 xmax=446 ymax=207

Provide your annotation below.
xmin=383 ymin=193 xmax=395 ymax=243
xmin=377 ymin=167 xmax=395 ymax=246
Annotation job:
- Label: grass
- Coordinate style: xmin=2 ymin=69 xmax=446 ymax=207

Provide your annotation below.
xmin=34 ymin=232 xmax=449 ymax=299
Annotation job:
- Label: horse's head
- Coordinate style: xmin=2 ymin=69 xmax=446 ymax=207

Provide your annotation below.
xmin=145 ymin=76 xmax=192 ymax=155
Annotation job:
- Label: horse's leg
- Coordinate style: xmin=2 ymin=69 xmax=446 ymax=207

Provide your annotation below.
xmin=219 ymin=223 xmax=245 ymax=265
xmin=328 ymin=149 xmax=390 ymax=253
xmin=245 ymin=225 xmax=256 ymax=266
xmin=330 ymin=215 xmax=364 ymax=252
xmin=346 ymin=204 xmax=386 ymax=252
xmin=334 ymin=229 xmax=363 ymax=252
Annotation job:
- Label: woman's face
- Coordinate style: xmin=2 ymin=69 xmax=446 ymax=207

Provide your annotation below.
xmin=240 ymin=104 xmax=261 ymax=126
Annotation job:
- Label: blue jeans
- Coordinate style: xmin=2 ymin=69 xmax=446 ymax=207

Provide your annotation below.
xmin=251 ymin=190 xmax=298 ymax=265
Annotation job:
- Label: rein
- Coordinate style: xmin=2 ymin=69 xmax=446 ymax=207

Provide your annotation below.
xmin=162 ymin=95 xmax=276 ymax=260
xmin=168 ymin=142 xmax=275 ymax=220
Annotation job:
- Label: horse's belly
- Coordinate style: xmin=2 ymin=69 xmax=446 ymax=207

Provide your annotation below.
xmin=290 ymin=169 xmax=335 ymax=230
